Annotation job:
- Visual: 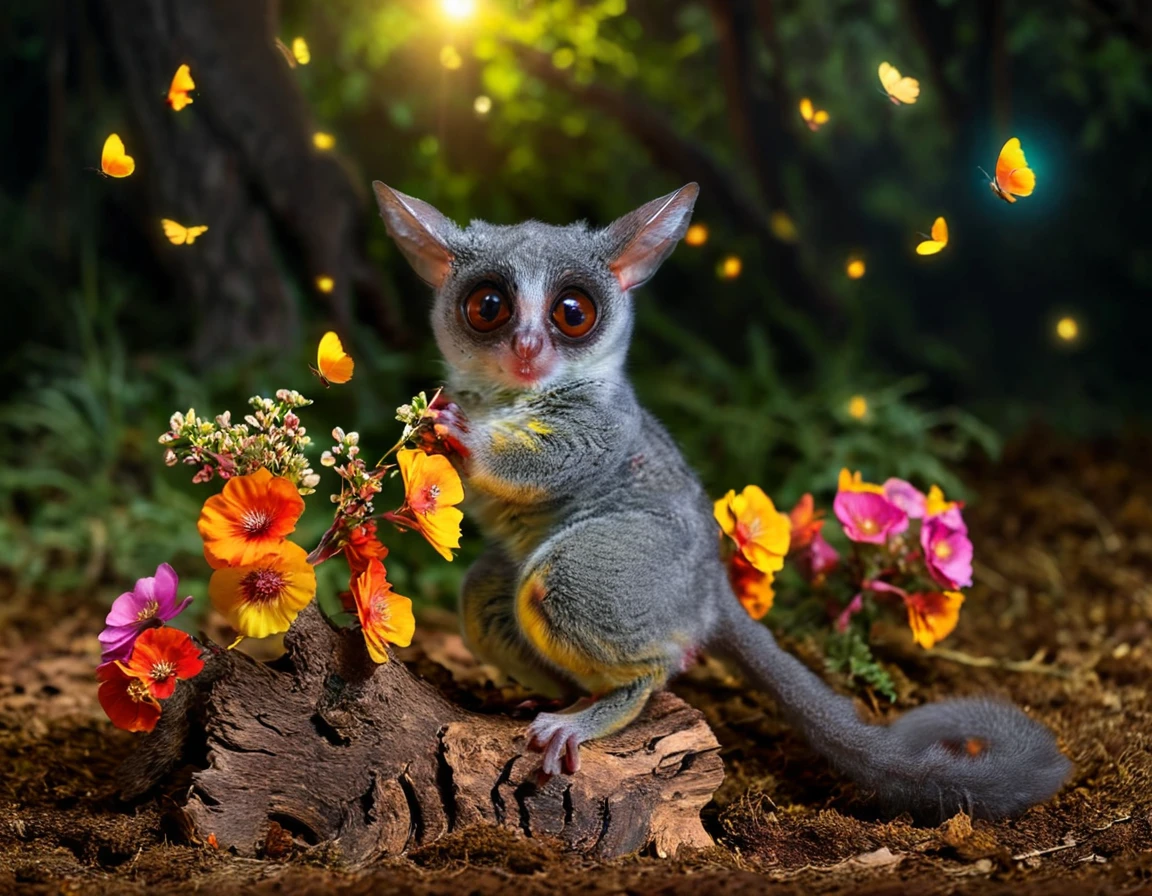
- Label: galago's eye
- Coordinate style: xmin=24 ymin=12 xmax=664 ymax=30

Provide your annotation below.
xmin=550 ymin=290 xmax=597 ymax=339
xmin=463 ymin=285 xmax=511 ymax=333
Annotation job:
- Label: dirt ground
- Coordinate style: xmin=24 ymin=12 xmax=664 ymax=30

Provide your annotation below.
xmin=2 ymin=432 xmax=1151 ymax=895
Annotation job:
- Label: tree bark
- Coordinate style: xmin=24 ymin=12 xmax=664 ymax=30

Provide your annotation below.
xmin=117 ymin=603 xmax=724 ymax=864
xmin=100 ymin=0 xmax=400 ymax=367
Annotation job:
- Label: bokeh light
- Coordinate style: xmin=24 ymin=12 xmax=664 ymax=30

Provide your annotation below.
xmin=769 ymin=210 xmax=798 ymax=243
xmin=312 ymin=132 xmax=336 ymax=151
xmin=315 ymin=275 xmax=335 ymax=294
xmin=473 ymin=95 xmax=492 ymax=115
xmin=440 ymin=45 xmax=463 ymax=70
xmin=441 ymin=0 xmax=477 ymax=21
xmin=684 ymin=223 xmax=708 ymax=247
xmin=718 ymin=255 xmax=742 ymax=280
xmin=1056 ymin=316 xmax=1079 ymax=342
xmin=847 ymin=395 xmax=868 ymax=420
xmin=846 ymin=258 xmax=866 ymax=279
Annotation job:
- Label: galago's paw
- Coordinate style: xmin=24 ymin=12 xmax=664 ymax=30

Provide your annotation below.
xmin=526 ymin=712 xmax=584 ymax=777
xmin=426 ymin=401 xmax=471 ymax=459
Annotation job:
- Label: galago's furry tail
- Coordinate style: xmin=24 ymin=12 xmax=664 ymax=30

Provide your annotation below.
xmin=711 ymin=598 xmax=1071 ymax=822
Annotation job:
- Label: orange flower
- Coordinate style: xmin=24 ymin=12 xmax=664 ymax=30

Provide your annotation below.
xmin=118 ymin=627 xmax=204 ymax=700
xmin=713 ymin=485 xmax=791 ymax=574
xmin=208 ymin=542 xmax=317 ymax=639
xmin=397 ymin=448 xmax=464 ymax=562
xmin=97 ymin=662 xmax=161 ymax=732
xmin=350 ymin=558 xmax=415 ymax=663
xmin=837 ymin=468 xmax=885 ymax=495
xmin=343 ymin=520 xmax=389 ymax=577
xmin=198 ymin=468 xmax=305 ymax=568
xmin=729 ymin=554 xmax=775 ymax=620
xmin=787 ymin=493 xmax=824 ymax=552
xmin=905 ymin=590 xmax=964 ymax=649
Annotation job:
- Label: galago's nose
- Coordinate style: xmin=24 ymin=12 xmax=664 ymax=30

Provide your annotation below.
xmin=511 ymin=332 xmax=544 ymax=361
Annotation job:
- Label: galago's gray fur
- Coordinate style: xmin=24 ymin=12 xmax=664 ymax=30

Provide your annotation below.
xmin=373 ymin=180 xmax=1071 ymax=822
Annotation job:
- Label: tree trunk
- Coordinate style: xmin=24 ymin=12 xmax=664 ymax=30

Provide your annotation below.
xmin=100 ymin=0 xmax=400 ymax=367
xmin=117 ymin=603 xmax=724 ymax=864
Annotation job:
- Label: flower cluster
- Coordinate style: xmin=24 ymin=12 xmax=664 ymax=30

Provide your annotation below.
xmin=320 ymin=427 xmax=384 ymax=522
xmin=97 ymin=564 xmax=203 ymax=732
xmin=716 ymin=469 xmax=974 ymax=652
xmin=158 ymin=390 xmax=320 ymax=494
xmin=713 ymin=485 xmax=791 ymax=619
xmin=98 ymin=339 xmax=469 ymax=733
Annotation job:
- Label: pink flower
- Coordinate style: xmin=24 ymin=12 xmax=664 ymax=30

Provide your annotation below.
xmin=921 ymin=517 xmax=974 ymax=589
xmin=833 ymin=490 xmax=908 ymax=544
xmin=798 ymin=531 xmax=840 ymax=581
xmin=925 ymin=485 xmax=967 ymax=531
xmin=883 ymin=478 xmax=926 ymax=519
xmin=836 ymin=593 xmax=864 ymax=632
xmin=98 ymin=563 xmax=194 ymax=663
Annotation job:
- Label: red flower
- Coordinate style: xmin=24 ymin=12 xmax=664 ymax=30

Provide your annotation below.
xmin=787 ymin=493 xmax=824 ymax=552
xmin=97 ymin=663 xmax=161 ymax=733
xmin=119 ymin=626 xmax=204 ymax=700
xmin=343 ymin=521 xmax=389 ymax=577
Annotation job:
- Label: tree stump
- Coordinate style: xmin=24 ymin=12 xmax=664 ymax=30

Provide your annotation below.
xmin=117 ymin=603 xmax=724 ymax=864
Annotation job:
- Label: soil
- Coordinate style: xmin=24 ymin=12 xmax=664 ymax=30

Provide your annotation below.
xmin=2 ymin=432 xmax=1151 ymax=895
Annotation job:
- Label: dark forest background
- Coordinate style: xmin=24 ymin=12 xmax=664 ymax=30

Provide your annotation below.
xmin=1 ymin=0 xmax=1149 ymax=610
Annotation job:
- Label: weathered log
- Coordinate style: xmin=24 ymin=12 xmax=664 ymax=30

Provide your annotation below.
xmin=117 ymin=603 xmax=723 ymax=864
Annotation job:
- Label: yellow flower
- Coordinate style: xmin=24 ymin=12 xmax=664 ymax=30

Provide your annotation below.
xmin=351 ymin=558 xmax=415 ymax=663
xmin=397 ymin=448 xmax=464 ymax=562
xmin=837 ymin=468 xmax=885 ymax=495
xmin=208 ymin=542 xmax=317 ymax=639
xmin=906 ymin=590 xmax=964 ymax=649
xmin=713 ymin=485 xmax=791 ymax=574
xmin=924 ymin=484 xmax=959 ymax=517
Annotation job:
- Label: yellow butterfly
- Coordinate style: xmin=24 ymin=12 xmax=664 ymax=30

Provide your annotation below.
xmin=166 ymin=64 xmax=195 ymax=111
xmin=312 ymin=331 xmax=354 ymax=386
xmin=100 ymin=133 xmax=135 ymax=178
xmin=161 ymin=219 xmax=209 ymax=245
xmin=878 ymin=62 xmax=920 ymax=105
xmin=915 ymin=216 xmax=949 ymax=256
xmin=982 ymin=137 xmax=1036 ymax=204
xmin=275 ymin=36 xmax=311 ymax=67
xmin=799 ymin=97 xmax=830 ymax=132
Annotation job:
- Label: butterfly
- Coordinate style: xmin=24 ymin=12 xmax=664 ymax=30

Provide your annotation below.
xmin=878 ymin=62 xmax=920 ymax=105
xmin=275 ymin=36 xmax=311 ymax=67
xmin=312 ymin=331 xmax=354 ymax=386
xmin=981 ymin=137 xmax=1036 ymax=204
xmin=161 ymin=219 xmax=209 ymax=245
xmin=166 ymin=64 xmax=195 ymax=111
xmin=915 ymin=216 xmax=949 ymax=255
xmin=799 ymin=97 xmax=830 ymax=132
xmin=100 ymin=133 xmax=135 ymax=178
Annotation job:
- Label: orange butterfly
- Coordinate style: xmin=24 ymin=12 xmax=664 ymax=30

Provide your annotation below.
xmin=167 ymin=64 xmax=195 ymax=111
xmin=312 ymin=331 xmax=354 ymax=386
xmin=915 ymin=216 xmax=948 ymax=256
xmin=799 ymin=97 xmax=830 ymax=132
xmin=161 ymin=219 xmax=209 ymax=245
xmin=100 ymin=133 xmax=135 ymax=178
xmin=982 ymin=138 xmax=1035 ymax=204
xmin=878 ymin=62 xmax=920 ymax=105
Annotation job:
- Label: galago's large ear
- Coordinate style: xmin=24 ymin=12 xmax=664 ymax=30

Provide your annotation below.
xmin=372 ymin=181 xmax=456 ymax=288
xmin=604 ymin=183 xmax=699 ymax=292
